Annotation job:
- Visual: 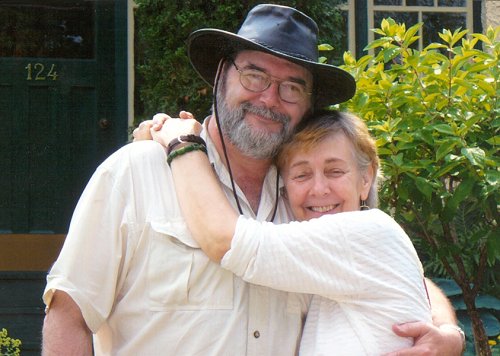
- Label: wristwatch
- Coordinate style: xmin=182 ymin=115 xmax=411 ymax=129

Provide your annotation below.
xmin=440 ymin=323 xmax=466 ymax=354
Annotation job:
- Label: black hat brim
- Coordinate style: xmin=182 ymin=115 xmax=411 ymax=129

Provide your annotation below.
xmin=188 ymin=29 xmax=356 ymax=109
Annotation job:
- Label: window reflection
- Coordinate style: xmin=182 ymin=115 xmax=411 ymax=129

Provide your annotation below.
xmin=438 ymin=0 xmax=466 ymax=6
xmin=374 ymin=0 xmax=402 ymax=5
xmin=423 ymin=12 xmax=467 ymax=44
xmin=0 ymin=1 xmax=94 ymax=59
xmin=406 ymin=0 xmax=433 ymax=6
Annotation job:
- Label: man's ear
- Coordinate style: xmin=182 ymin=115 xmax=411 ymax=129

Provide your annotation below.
xmin=280 ymin=187 xmax=288 ymax=200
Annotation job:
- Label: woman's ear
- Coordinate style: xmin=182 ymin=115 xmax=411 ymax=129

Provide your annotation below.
xmin=360 ymin=165 xmax=374 ymax=200
xmin=280 ymin=186 xmax=288 ymax=200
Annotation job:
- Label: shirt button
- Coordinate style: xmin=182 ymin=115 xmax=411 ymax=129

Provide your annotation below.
xmin=253 ymin=330 xmax=260 ymax=338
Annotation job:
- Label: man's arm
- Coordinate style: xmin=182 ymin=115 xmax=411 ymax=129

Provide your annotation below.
xmin=42 ymin=290 xmax=93 ymax=355
xmin=385 ymin=278 xmax=465 ymax=356
xmin=425 ymin=278 xmax=457 ymax=325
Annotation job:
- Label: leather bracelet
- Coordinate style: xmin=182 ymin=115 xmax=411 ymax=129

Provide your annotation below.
xmin=440 ymin=324 xmax=466 ymax=354
xmin=167 ymin=135 xmax=206 ymax=155
xmin=167 ymin=143 xmax=207 ymax=166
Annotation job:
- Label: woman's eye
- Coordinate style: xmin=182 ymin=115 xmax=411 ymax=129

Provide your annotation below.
xmin=292 ymin=172 xmax=310 ymax=181
xmin=327 ymin=169 xmax=344 ymax=177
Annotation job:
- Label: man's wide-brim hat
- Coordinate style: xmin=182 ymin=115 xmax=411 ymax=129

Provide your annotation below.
xmin=187 ymin=4 xmax=356 ymax=109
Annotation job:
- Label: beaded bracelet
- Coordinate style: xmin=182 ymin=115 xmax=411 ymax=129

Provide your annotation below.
xmin=167 ymin=143 xmax=207 ymax=166
xmin=167 ymin=135 xmax=206 ymax=155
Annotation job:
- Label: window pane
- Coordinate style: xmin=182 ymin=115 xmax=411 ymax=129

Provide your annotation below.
xmin=407 ymin=0 xmax=434 ymax=6
xmin=0 ymin=1 xmax=94 ymax=58
xmin=423 ymin=12 xmax=467 ymax=44
xmin=374 ymin=11 xmax=419 ymax=29
xmin=438 ymin=0 xmax=466 ymax=6
xmin=374 ymin=0 xmax=402 ymax=5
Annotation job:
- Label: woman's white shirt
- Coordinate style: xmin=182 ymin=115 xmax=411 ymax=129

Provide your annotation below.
xmin=221 ymin=209 xmax=432 ymax=355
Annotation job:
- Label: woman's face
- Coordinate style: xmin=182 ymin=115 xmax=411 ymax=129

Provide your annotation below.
xmin=282 ymin=132 xmax=373 ymax=221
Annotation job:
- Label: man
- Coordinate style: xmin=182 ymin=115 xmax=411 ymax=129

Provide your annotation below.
xmin=43 ymin=4 xmax=464 ymax=355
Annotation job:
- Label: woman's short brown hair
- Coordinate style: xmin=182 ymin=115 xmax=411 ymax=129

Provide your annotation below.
xmin=276 ymin=111 xmax=380 ymax=208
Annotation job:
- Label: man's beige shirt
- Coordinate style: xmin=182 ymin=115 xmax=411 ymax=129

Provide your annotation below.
xmin=44 ymin=122 xmax=311 ymax=355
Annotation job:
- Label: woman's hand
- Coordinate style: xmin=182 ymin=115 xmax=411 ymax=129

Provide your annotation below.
xmin=150 ymin=112 xmax=201 ymax=148
xmin=133 ymin=111 xmax=196 ymax=142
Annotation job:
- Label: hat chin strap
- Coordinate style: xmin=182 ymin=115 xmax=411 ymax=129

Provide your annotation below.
xmin=212 ymin=58 xmax=279 ymax=221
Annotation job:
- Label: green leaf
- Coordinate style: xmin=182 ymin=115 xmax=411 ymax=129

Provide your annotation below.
xmin=487 ymin=230 xmax=500 ymax=264
xmin=451 ymin=28 xmax=469 ymax=47
xmin=318 ymin=43 xmax=334 ymax=51
xmin=433 ymin=124 xmax=455 ymax=135
xmin=391 ymin=152 xmax=404 ymax=166
xmin=383 ymin=47 xmax=401 ymax=62
xmin=475 ymin=79 xmax=496 ymax=96
xmin=481 ymin=311 xmax=500 ymax=336
xmin=462 ymin=147 xmax=486 ymax=167
xmin=403 ymin=22 xmax=422 ymax=47
xmin=414 ymin=175 xmax=433 ymax=201
xmin=424 ymin=43 xmax=448 ymax=51
xmin=484 ymin=170 xmax=500 ymax=187
xmin=486 ymin=136 xmax=500 ymax=145
xmin=475 ymin=295 xmax=500 ymax=311
xmin=443 ymin=178 xmax=475 ymax=220
xmin=436 ymin=140 xmax=460 ymax=161
xmin=471 ymin=33 xmax=492 ymax=45
xmin=365 ymin=37 xmax=392 ymax=50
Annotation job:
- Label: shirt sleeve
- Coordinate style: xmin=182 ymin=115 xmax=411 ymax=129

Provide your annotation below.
xmin=43 ymin=147 xmax=137 ymax=333
xmin=221 ymin=209 xmax=424 ymax=302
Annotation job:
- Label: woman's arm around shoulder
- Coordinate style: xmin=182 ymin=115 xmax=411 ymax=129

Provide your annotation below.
xmin=152 ymin=116 xmax=238 ymax=261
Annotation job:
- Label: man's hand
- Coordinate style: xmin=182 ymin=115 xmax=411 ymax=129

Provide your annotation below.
xmin=384 ymin=321 xmax=465 ymax=356
xmin=133 ymin=111 xmax=194 ymax=141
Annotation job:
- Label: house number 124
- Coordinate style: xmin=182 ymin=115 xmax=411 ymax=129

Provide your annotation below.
xmin=25 ymin=63 xmax=58 ymax=81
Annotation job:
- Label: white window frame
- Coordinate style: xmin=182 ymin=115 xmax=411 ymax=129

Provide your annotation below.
xmin=340 ymin=0 xmax=474 ymax=56
xmin=368 ymin=1 xmax=473 ymax=50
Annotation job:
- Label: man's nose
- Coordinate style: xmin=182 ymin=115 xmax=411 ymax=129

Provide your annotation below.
xmin=258 ymin=81 xmax=281 ymax=107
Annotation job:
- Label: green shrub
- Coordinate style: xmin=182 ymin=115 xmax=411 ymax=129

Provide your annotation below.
xmin=0 ymin=328 xmax=21 ymax=356
xmin=339 ymin=19 xmax=499 ymax=355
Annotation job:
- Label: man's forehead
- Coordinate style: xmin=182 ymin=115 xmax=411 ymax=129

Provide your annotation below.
xmin=235 ymin=50 xmax=313 ymax=81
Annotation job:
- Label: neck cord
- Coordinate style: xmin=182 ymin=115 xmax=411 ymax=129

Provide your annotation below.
xmin=213 ymin=58 xmax=279 ymax=222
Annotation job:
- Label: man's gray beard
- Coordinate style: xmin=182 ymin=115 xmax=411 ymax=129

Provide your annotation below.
xmin=215 ymin=91 xmax=293 ymax=160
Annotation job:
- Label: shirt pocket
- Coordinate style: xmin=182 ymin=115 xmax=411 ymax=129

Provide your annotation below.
xmin=146 ymin=226 xmax=233 ymax=311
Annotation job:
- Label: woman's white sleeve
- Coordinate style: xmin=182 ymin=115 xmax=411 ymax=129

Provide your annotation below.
xmin=221 ymin=210 xmax=423 ymax=300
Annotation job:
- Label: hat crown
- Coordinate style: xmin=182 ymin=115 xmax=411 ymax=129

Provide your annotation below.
xmin=237 ymin=4 xmax=319 ymax=62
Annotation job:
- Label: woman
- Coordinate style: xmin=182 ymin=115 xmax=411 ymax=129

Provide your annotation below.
xmin=155 ymin=111 xmax=432 ymax=355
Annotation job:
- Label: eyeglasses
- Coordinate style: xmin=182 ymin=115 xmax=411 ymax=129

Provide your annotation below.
xmin=231 ymin=60 xmax=311 ymax=104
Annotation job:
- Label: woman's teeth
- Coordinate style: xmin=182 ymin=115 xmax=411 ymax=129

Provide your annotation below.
xmin=309 ymin=204 xmax=338 ymax=213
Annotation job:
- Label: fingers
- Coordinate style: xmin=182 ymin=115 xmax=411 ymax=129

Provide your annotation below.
xmin=133 ymin=112 xmax=201 ymax=145
xmin=151 ymin=113 xmax=171 ymax=131
xmin=392 ymin=321 xmax=430 ymax=338
xmin=133 ymin=120 xmax=154 ymax=141
xmin=133 ymin=113 xmax=172 ymax=142
xmin=179 ymin=111 xmax=195 ymax=120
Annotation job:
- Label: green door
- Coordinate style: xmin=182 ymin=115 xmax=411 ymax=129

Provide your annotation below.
xmin=0 ymin=1 xmax=128 ymax=354
xmin=0 ymin=0 xmax=127 ymax=234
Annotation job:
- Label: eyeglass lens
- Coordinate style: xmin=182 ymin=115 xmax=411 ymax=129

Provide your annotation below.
xmin=233 ymin=62 xmax=308 ymax=103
